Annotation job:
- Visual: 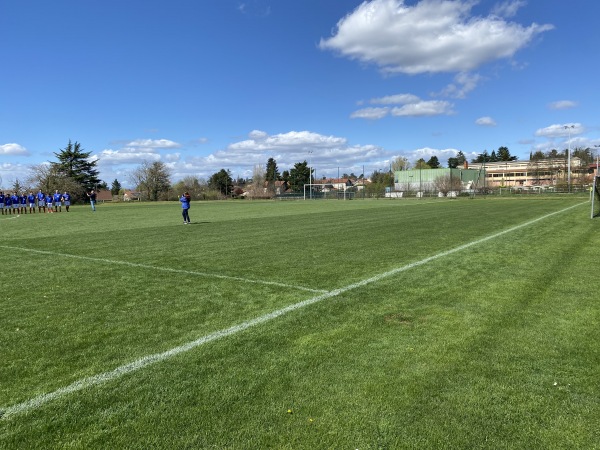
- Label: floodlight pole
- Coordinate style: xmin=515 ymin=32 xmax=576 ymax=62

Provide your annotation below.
xmin=564 ymin=125 xmax=575 ymax=193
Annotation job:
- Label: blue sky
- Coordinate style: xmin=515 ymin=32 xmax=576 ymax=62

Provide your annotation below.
xmin=1 ymin=0 xmax=599 ymax=187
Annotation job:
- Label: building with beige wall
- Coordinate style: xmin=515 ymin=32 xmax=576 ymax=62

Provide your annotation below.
xmin=468 ymin=157 xmax=590 ymax=188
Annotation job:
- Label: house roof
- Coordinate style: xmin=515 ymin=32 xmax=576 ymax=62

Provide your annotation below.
xmin=96 ymin=190 xmax=113 ymax=201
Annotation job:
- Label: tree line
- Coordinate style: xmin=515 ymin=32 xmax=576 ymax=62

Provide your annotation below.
xmin=15 ymin=141 xmax=592 ymax=202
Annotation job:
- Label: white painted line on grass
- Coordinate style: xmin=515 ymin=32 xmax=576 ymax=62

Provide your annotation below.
xmin=0 ymin=245 xmax=327 ymax=294
xmin=0 ymin=202 xmax=585 ymax=420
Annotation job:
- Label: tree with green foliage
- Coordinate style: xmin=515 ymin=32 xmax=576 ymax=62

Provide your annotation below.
xmin=110 ymin=179 xmax=122 ymax=196
xmin=426 ymin=155 xmax=441 ymax=168
xmin=265 ymin=158 xmax=280 ymax=193
xmin=448 ymin=150 xmax=467 ymax=169
xmin=208 ymin=169 xmax=233 ymax=196
xmin=414 ymin=158 xmax=431 ymax=169
xmin=130 ymin=161 xmax=171 ymax=201
xmin=288 ymin=161 xmax=310 ymax=191
xmin=52 ymin=140 xmax=102 ymax=196
xmin=471 ymin=151 xmax=491 ymax=163
xmin=497 ymin=146 xmax=517 ymax=161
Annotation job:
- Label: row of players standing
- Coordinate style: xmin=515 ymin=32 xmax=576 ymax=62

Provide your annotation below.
xmin=0 ymin=190 xmax=72 ymax=215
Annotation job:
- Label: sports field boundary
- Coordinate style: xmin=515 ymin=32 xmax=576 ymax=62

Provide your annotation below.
xmin=0 ymin=245 xmax=327 ymax=294
xmin=0 ymin=201 xmax=585 ymax=420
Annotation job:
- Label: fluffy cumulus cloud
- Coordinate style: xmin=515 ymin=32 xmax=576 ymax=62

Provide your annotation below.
xmin=94 ymin=138 xmax=182 ymax=167
xmin=535 ymin=123 xmax=584 ymax=138
xmin=475 ymin=116 xmax=497 ymax=126
xmin=319 ymin=0 xmax=553 ymax=74
xmin=0 ymin=143 xmax=29 ymax=156
xmin=182 ymin=130 xmax=391 ymax=179
xmin=352 ymin=93 xmax=454 ymax=119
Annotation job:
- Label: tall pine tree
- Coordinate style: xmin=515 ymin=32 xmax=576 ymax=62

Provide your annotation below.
xmin=52 ymin=140 xmax=102 ymax=197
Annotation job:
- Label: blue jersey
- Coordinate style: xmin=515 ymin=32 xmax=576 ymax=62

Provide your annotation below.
xmin=0 ymin=194 xmax=4 ymax=203
xmin=37 ymin=191 xmax=45 ymax=201
xmin=20 ymin=195 xmax=27 ymax=205
xmin=63 ymin=193 xmax=71 ymax=202
xmin=11 ymin=195 xmax=19 ymax=204
xmin=5 ymin=196 xmax=12 ymax=206
xmin=46 ymin=195 xmax=53 ymax=203
xmin=53 ymin=193 xmax=62 ymax=203
xmin=180 ymin=195 xmax=190 ymax=209
xmin=28 ymin=194 xmax=35 ymax=203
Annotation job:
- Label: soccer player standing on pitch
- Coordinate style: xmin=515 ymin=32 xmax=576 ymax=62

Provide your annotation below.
xmin=53 ymin=190 xmax=62 ymax=212
xmin=62 ymin=191 xmax=71 ymax=212
xmin=180 ymin=192 xmax=191 ymax=224
xmin=37 ymin=190 xmax=46 ymax=213
xmin=45 ymin=192 xmax=53 ymax=213
xmin=27 ymin=192 xmax=36 ymax=214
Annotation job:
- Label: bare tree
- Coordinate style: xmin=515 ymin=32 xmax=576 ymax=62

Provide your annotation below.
xmin=27 ymin=164 xmax=84 ymax=199
xmin=433 ymin=174 xmax=463 ymax=196
xmin=128 ymin=161 xmax=171 ymax=201
xmin=246 ymin=164 xmax=269 ymax=198
xmin=391 ymin=156 xmax=410 ymax=171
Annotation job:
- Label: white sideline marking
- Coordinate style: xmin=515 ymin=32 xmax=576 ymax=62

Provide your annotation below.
xmin=0 ymin=202 xmax=585 ymax=419
xmin=0 ymin=246 xmax=327 ymax=294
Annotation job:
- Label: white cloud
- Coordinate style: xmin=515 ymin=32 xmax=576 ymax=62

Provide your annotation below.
xmin=96 ymin=148 xmax=162 ymax=165
xmin=475 ymin=116 xmax=497 ymax=126
xmin=353 ymin=94 xmax=454 ymax=119
xmin=491 ymin=0 xmax=526 ymax=18
xmin=548 ymin=100 xmax=578 ymax=110
xmin=125 ymin=139 xmax=181 ymax=149
xmin=319 ymin=0 xmax=553 ymax=74
xmin=370 ymin=94 xmax=420 ymax=105
xmin=391 ymin=100 xmax=454 ymax=116
xmin=438 ymin=72 xmax=483 ymax=99
xmin=535 ymin=123 xmax=584 ymax=138
xmin=0 ymin=143 xmax=29 ymax=156
xmin=351 ymin=107 xmax=390 ymax=119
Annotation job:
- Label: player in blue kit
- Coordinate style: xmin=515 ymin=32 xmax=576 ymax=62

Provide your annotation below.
xmin=11 ymin=193 xmax=19 ymax=214
xmin=37 ymin=190 xmax=46 ymax=213
xmin=19 ymin=193 xmax=27 ymax=214
xmin=62 ymin=191 xmax=71 ymax=212
xmin=180 ymin=192 xmax=191 ymax=224
xmin=27 ymin=192 xmax=36 ymax=214
xmin=45 ymin=193 xmax=53 ymax=213
xmin=0 ymin=192 xmax=4 ymax=215
xmin=4 ymin=194 xmax=12 ymax=215
xmin=53 ymin=190 xmax=62 ymax=212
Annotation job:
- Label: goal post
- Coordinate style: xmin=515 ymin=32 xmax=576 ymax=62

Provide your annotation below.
xmin=592 ymin=176 xmax=600 ymax=219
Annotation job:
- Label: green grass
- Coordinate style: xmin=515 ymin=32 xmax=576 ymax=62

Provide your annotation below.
xmin=1 ymin=197 xmax=599 ymax=448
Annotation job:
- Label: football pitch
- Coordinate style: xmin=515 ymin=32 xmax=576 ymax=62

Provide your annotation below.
xmin=1 ymin=197 xmax=599 ymax=448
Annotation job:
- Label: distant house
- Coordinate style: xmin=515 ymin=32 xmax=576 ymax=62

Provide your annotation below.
xmin=323 ymin=178 xmax=354 ymax=191
xmin=96 ymin=190 xmax=113 ymax=202
xmin=123 ymin=191 xmax=142 ymax=201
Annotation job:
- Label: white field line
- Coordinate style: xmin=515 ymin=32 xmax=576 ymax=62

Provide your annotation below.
xmin=0 ymin=202 xmax=585 ymax=420
xmin=0 ymin=245 xmax=327 ymax=294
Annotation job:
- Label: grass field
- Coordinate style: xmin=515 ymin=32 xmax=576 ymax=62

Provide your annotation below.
xmin=1 ymin=197 xmax=599 ymax=449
